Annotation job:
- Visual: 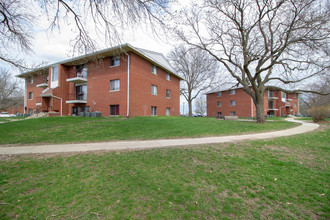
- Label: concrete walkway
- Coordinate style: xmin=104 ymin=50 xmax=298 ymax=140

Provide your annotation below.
xmin=0 ymin=119 xmax=319 ymax=155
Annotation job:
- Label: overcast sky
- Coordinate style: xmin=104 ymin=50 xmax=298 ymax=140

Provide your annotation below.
xmin=0 ymin=0 xmax=200 ymax=114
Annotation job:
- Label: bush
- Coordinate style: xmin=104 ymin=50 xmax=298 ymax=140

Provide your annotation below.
xmin=309 ymin=105 xmax=330 ymax=122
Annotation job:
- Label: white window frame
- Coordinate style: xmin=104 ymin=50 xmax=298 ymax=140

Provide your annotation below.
xmin=166 ymin=73 xmax=171 ymax=81
xmin=166 ymin=108 xmax=170 ymax=116
xmin=110 ymin=79 xmax=120 ymax=92
xmin=28 ymin=92 xmax=33 ymax=100
xmin=51 ymin=65 xmax=59 ymax=88
xmin=166 ymin=89 xmax=171 ymax=98
xmin=151 ymin=85 xmax=157 ymax=95
xmin=151 ymin=64 xmax=157 ymax=75
xmin=217 ymin=101 xmax=221 ymax=107
xmin=151 ymin=106 xmax=157 ymax=116
xmin=110 ymin=56 xmax=120 ymax=67
xmin=229 ymin=90 xmax=235 ymax=95
xmin=230 ymin=100 xmax=236 ymax=106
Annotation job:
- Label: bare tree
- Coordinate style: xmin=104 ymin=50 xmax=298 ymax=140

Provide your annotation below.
xmin=169 ymin=45 xmax=219 ymax=116
xmin=194 ymin=95 xmax=206 ymax=115
xmin=300 ymin=74 xmax=330 ymax=111
xmin=0 ymin=0 xmax=169 ymax=69
xmin=0 ymin=68 xmax=23 ymax=111
xmin=173 ymin=0 xmax=329 ymax=123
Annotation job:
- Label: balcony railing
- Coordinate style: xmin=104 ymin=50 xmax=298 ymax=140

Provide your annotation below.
xmin=66 ymin=92 xmax=87 ymax=104
xmin=66 ymin=68 xmax=88 ymax=83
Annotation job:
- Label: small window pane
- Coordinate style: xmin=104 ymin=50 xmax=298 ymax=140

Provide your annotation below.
xmin=110 ymin=105 xmax=120 ymax=115
xmin=166 ymin=89 xmax=171 ymax=98
xmin=166 ymin=73 xmax=171 ymax=81
xmin=166 ymin=108 xmax=170 ymax=116
xmin=217 ymin=101 xmax=221 ymax=107
xmin=217 ymin=92 xmax=221 ymax=97
xmin=110 ymin=79 xmax=120 ymax=91
xmin=152 ymin=65 xmax=157 ymax=74
xmin=29 ymin=92 xmax=33 ymax=100
xmin=229 ymin=90 xmax=235 ymax=95
xmin=110 ymin=56 xmax=120 ymax=66
xmin=152 ymin=85 xmax=157 ymax=95
xmin=151 ymin=106 xmax=157 ymax=116
xmin=230 ymin=100 xmax=235 ymax=106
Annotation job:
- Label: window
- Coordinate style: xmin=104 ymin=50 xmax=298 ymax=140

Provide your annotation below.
xmin=110 ymin=105 xmax=120 ymax=116
xmin=29 ymin=77 xmax=33 ymax=84
xmin=151 ymin=64 xmax=157 ymax=74
xmin=230 ymin=100 xmax=236 ymax=106
xmin=166 ymin=89 xmax=171 ymax=98
xmin=110 ymin=56 xmax=120 ymax=67
xmin=294 ymin=102 xmax=297 ymax=107
xmin=166 ymin=73 xmax=171 ymax=81
xmin=217 ymin=112 xmax=222 ymax=117
xmin=268 ymin=90 xmax=274 ymax=97
xmin=217 ymin=101 xmax=221 ymax=107
xmin=151 ymin=85 xmax=157 ymax=95
xmin=110 ymin=79 xmax=120 ymax=91
xmin=75 ymin=64 xmax=87 ymax=78
xmin=294 ymin=93 xmax=297 ymax=98
xmin=45 ymin=75 xmax=49 ymax=83
xmin=229 ymin=90 xmax=235 ymax=95
xmin=166 ymin=108 xmax=170 ymax=116
xmin=75 ymin=85 xmax=87 ymax=100
xmin=282 ymin=92 xmax=286 ymax=99
xmin=28 ymin=92 xmax=33 ymax=100
xmin=151 ymin=106 xmax=157 ymax=116
xmin=230 ymin=111 xmax=236 ymax=116
xmin=217 ymin=92 xmax=221 ymax=97
xmin=268 ymin=101 xmax=274 ymax=109
xmin=51 ymin=65 xmax=58 ymax=82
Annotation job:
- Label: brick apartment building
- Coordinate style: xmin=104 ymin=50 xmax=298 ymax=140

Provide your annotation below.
xmin=207 ymin=87 xmax=299 ymax=117
xmin=17 ymin=44 xmax=182 ymax=117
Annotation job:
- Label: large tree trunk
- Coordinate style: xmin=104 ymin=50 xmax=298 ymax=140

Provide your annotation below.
xmin=254 ymin=90 xmax=265 ymax=123
xmin=188 ymin=100 xmax=193 ymax=117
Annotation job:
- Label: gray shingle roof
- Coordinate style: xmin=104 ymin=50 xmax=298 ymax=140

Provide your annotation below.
xmin=17 ymin=43 xmax=182 ymax=79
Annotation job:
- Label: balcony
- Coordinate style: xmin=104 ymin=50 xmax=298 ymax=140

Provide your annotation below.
xmin=66 ymin=92 xmax=87 ymax=104
xmin=36 ymin=83 xmax=49 ymax=88
xmin=66 ymin=67 xmax=87 ymax=83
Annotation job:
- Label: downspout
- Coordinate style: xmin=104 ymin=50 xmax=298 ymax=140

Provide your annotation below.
xmin=251 ymin=98 xmax=253 ymax=117
xmin=52 ymin=95 xmax=62 ymax=116
xmin=127 ymin=54 xmax=130 ymax=117
xmin=297 ymin=94 xmax=300 ymax=115
xmin=24 ymin=78 xmax=27 ymax=113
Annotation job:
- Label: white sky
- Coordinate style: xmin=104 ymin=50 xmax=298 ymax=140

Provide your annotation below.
xmin=0 ymin=0 xmax=199 ymax=114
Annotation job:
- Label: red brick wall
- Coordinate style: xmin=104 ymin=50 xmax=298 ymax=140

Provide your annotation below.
xmin=129 ymin=53 xmax=180 ymax=117
xmin=26 ymin=74 xmax=48 ymax=113
xmin=207 ymin=88 xmax=299 ymax=117
xmin=207 ymin=89 xmax=253 ymax=117
xmin=24 ymin=51 xmax=180 ymax=117
xmin=5 ymin=105 xmax=24 ymax=114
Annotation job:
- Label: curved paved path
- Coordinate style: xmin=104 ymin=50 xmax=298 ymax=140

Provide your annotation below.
xmin=0 ymin=119 xmax=319 ymax=155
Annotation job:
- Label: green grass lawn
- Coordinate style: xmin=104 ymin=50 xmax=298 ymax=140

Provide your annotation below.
xmin=239 ymin=116 xmax=287 ymax=120
xmin=0 ymin=126 xmax=328 ymax=219
xmin=296 ymin=117 xmax=330 ymax=121
xmin=0 ymin=116 xmax=298 ymax=145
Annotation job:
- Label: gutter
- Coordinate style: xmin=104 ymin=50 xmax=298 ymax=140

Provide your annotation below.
xmin=127 ymin=54 xmax=130 ymax=117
